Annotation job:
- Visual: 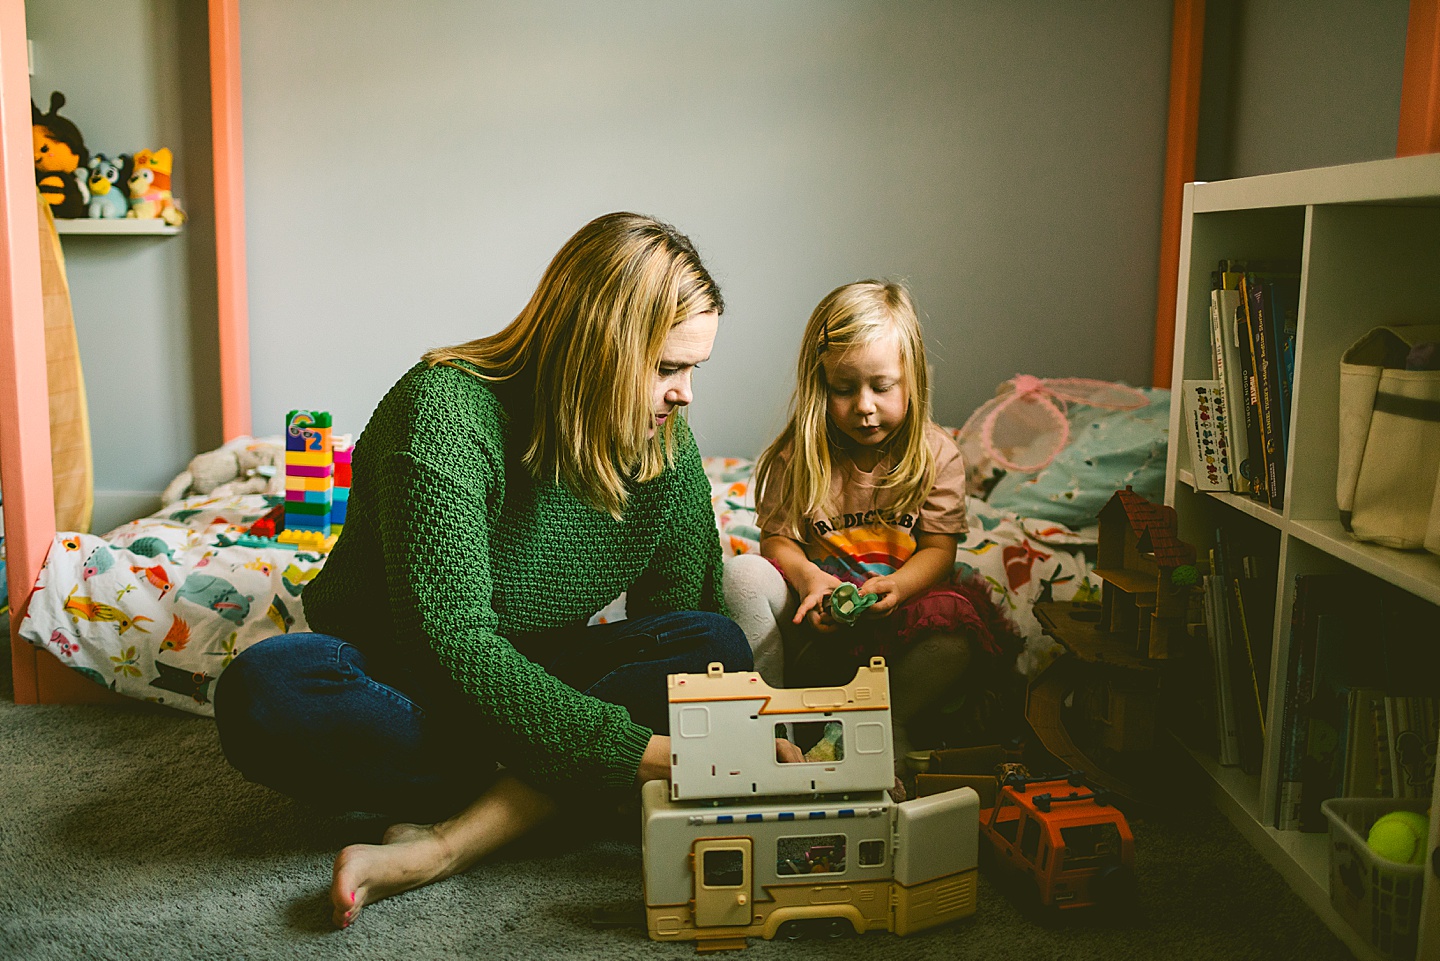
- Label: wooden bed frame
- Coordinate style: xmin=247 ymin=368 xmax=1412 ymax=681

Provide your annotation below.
xmin=3 ymin=0 xmax=1435 ymax=705
xmin=1 ymin=0 xmax=249 ymax=704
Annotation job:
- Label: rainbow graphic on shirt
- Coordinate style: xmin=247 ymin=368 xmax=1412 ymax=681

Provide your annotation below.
xmin=809 ymin=512 xmax=919 ymax=582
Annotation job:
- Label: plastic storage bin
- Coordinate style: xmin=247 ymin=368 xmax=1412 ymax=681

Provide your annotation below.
xmin=1321 ymin=797 xmax=1429 ymax=961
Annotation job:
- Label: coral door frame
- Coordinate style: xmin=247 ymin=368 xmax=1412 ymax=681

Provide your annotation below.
xmin=0 ymin=0 xmax=250 ymax=704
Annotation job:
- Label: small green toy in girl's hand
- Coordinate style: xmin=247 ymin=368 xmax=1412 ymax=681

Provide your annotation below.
xmin=829 ymin=583 xmax=878 ymax=625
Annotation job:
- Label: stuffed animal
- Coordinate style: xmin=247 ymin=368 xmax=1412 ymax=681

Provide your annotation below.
xmin=32 ymin=91 xmax=90 ymax=218
xmin=161 ymin=442 xmax=285 ymax=505
xmin=126 ymin=148 xmax=185 ymax=226
xmin=86 ymin=153 xmax=133 ymax=219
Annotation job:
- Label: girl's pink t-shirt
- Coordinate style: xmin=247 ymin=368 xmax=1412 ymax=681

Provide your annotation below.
xmin=757 ymin=421 xmax=968 ymax=582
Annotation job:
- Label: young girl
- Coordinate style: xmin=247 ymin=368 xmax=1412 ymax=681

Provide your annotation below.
xmin=737 ymin=280 xmax=1014 ymax=768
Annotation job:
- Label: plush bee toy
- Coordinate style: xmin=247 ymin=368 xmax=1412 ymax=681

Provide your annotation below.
xmin=32 ymin=91 xmax=90 ymax=218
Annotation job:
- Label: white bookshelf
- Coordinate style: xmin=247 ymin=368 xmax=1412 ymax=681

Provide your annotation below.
xmin=1165 ymin=154 xmax=1440 ymax=961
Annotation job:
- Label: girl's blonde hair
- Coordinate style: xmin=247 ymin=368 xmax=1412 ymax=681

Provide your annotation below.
xmin=423 ymin=211 xmax=722 ymax=517
xmin=755 ymin=280 xmax=934 ymax=536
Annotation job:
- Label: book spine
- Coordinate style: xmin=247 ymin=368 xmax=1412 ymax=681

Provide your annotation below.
xmin=1247 ymin=276 xmax=1284 ymax=510
xmin=1268 ymin=277 xmax=1300 ymax=457
xmin=1215 ymin=285 xmax=1250 ymax=494
xmin=1274 ymin=575 xmax=1308 ymax=830
xmin=1183 ymin=380 xmax=1231 ymax=491
xmin=1372 ymin=696 xmax=1392 ymax=797
xmin=1234 ymin=272 xmax=1269 ymax=505
xmin=1204 ymin=566 xmax=1241 ymax=765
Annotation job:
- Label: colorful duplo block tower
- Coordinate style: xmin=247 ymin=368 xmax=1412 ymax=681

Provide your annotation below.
xmin=331 ymin=439 xmax=352 ymax=536
xmin=279 ymin=409 xmax=337 ymax=551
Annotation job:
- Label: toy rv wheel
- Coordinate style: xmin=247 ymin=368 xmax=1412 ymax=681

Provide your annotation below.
xmin=1094 ymin=863 xmax=1138 ymax=909
xmin=822 ymin=917 xmax=853 ymax=939
xmin=776 ymin=920 xmax=806 ymax=941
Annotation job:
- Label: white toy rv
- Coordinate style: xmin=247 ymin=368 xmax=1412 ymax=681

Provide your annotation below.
xmin=642 ymin=657 xmax=979 ymax=949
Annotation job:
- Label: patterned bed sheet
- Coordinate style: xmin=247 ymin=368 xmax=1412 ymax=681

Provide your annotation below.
xmin=19 ymin=457 xmax=1098 ymax=715
xmin=19 ymin=493 xmax=322 ymax=715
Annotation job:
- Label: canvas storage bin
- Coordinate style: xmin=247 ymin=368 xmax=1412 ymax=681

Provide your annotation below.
xmin=1336 ymin=324 xmax=1440 ymax=552
xmin=1321 ymin=798 xmax=1429 ymax=961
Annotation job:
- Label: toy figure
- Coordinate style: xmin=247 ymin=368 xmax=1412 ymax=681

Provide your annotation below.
xmin=86 ymin=153 xmax=133 ymax=219
xmin=32 ymin=91 xmax=89 ymax=218
xmin=127 ymin=148 xmax=186 ymax=226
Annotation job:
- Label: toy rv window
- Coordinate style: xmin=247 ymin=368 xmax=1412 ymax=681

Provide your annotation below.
xmin=776 ymin=834 xmax=846 ymax=876
xmin=1020 ymin=816 xmax=1040 ymax=861
xmin=857 ymin=839 xmax=886 ymax=867
xmin=776 ymin=720 xmax=843 ymax=763
xmin=702 ymin=849 xmax=746 ymax=887
xmin=1058 ymin=823 xmax=1122 ymax=867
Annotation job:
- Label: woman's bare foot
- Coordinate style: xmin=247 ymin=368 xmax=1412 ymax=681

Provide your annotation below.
xmin=332 ymin=823 xmax=453 ymax=928
xmin=329 ymin=774 xmax=557 ymax=929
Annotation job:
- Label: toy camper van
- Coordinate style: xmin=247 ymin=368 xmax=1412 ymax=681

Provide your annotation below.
xmin=642 ymin=658 xmax=980 ymax=950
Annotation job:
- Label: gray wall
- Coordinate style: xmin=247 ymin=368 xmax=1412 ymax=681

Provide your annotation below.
xmin=1198 ymin=0 xmax=1410 ymax=181
xmin=24 ymin=1 xmax=1415 ymax=532
xmin=239 ymin=0 xmax=1172 ymax=460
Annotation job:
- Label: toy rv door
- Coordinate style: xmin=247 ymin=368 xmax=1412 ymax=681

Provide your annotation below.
xmin=692 ymin=838 xmax=752 ymax=928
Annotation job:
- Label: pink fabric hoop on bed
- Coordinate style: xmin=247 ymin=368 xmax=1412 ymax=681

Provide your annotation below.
xmin=958 ymin=375 xmax=1150 ymax=473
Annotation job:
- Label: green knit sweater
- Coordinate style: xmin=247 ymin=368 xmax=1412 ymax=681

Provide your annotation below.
xmin=301 ymin=361 xmax=727 ymax=793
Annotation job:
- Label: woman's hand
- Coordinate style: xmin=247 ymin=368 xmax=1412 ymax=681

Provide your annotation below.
xmin=636 ymin=734 xmax=672 ymax=785
xmin=775 ymin=738 xmax=806 ymax=763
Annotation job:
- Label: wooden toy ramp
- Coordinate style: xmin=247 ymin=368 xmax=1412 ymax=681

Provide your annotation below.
xmin=1024 ymin=655 xmax=1136 ymax=801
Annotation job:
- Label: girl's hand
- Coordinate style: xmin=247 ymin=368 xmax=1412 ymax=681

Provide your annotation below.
xmin=794 ymin=573 xmax=842 ymax=633
xmin=859 ymin=576 xmax=902 ymax=617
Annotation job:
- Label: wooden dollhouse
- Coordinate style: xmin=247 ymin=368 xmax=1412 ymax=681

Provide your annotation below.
xmin=1026 ymin=488 xmax=1199 ymax=798
xmin=1093 ymin=486 xmax=1196 ymax=660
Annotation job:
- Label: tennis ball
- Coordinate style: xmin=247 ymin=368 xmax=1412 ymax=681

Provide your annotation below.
xmin=1366 ymin=811 xmax=1430 ymax=865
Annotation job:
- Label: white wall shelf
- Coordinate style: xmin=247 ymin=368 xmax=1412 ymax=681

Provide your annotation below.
xmin=53 ymin=218 xmax=180 ymax=236
xmin=1166 ymin=153 xmax=1440 ymax=961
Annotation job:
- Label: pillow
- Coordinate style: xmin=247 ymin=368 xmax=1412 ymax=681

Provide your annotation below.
xmin=981 ymin=386 xmax=1169 ymax=529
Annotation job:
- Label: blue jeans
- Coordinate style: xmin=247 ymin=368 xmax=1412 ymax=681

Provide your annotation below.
xmin=213 ymin=611 xmax=751 ymax=821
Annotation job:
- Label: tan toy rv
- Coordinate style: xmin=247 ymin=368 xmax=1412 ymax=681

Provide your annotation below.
xmin=642 ymin=658 xmax=979 ymax=950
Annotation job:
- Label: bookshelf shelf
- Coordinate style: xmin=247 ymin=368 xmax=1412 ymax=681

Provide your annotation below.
xmin=1166 ymin=155 xmax=1440 ymax=961
xmin=53 ymin=218 xmax=180 ymax=236
xmin=1288 ymin=519 xmax=1440 ymax=607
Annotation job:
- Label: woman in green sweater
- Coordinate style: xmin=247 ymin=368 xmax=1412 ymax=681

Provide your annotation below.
xmin=213 ymin=212 xmax=753 ymax=928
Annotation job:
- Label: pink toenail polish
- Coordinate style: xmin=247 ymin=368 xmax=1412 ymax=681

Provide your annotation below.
xmin=350 ymin=891 xmax=356 ymax=904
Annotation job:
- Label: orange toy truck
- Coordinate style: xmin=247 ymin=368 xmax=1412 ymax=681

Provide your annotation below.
xmin=980 ymin=771 xmax=1136 ymax=911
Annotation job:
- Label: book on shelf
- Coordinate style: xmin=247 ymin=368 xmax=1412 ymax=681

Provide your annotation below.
xmin=1212 ymin=525 xmax=1269 ymax=776
xmin=1342 ymin=687 xmax=1389 ymax=799
xmin=1207 ymin=276 xmax=1249 ymax=493
xmin=1275 ymin=574 xmax=1320 ymax=829
xmin=1273 ymin=572 xmax=1362 ymax=831
xmin=1265 ymin=275 xmax=1300 ymax=457
xmin=1296 ymin=603 xmax=1354 ymax=832
xmin=1238 ymin=265 xmax=1299 ymax=511
xmin=1202 ymin=564 xmax=1242 ymax=766
xmin=1182 ymin=380 xmax=1231 ymax=491
xmin=1274 ymin=576 xmax=1438 ymax=829
xmin=1222 ymin=262 xmax=1269 ymax=506
xmin=1386 ymin=694 xmax=1439 ymax=799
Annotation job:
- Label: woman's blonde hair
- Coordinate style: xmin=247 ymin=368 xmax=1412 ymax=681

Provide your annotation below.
xmin=423 ymin=212 xmax=722 ymax=517
xmin=755 ymin=280 xmax=934 ymax=536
